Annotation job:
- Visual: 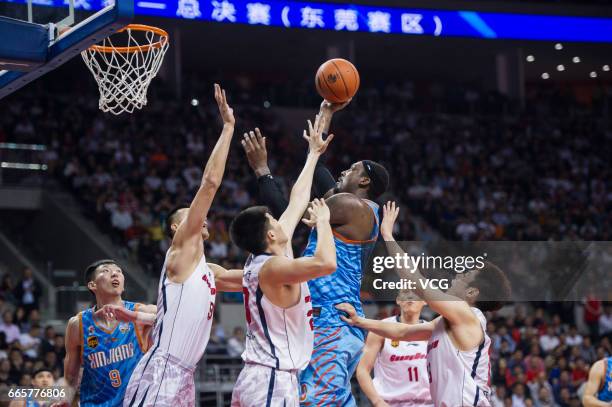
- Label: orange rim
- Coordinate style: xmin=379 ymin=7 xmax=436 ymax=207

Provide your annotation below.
xmin=89 ymin=24 xmax=169 ymax=53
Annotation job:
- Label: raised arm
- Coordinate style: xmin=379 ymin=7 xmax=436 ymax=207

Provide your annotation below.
xmin=241 ymin=129 xmax=288 ymax=218
xmin=356 ymin=332 xmax=390 ymax=407
xmin=336 ymin=303 xmax=434 ymax=342
xmin=311 ymin=99 xmax=350 ymax=197
xmin=582 ymin=360 xmax=610 ymax=407
xmin=260 ymin=199 xmax=336 ymax=285
xmin=95 ymin=303 xmax=157 ymax=326
xmin=380 ymin=202 xmax=479 ymax=330
xmin=172 ymin=84 xmax=235 ymax=247
xmin=278 ymin=115 xmax=334 ymax=248
xmin=207 ymin=262 xmax=243 ymax=292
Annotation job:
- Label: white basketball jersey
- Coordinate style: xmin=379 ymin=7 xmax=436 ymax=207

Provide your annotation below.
xmin=427 ymin=308 xmax=492 ymax=407
xmin=150 ymin=250 xmax=217 ymax=367
xmin=372 ymin=316 xmax=433 ymax=405
xmin=241 ymin=254 xmax=314 ymax=371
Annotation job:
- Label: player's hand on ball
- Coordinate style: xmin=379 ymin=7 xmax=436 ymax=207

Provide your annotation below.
xmin=320 ymin=98 xmax=351 ymax=114
xmin=381 ymin=201 xmax=400 ymax=240
xmin=214 ymin=83 xmax=235 ymax=126
xmin=303 ymin=114 xmax=334 ymax=155
xmin=335 ymin=303 xmax=359 ymax=325
xmin=241 ymin=128 xmax=269 ymax=177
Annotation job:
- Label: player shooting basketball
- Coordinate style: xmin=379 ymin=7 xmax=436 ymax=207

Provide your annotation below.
xmin=242 ymin=99 xmax=389 ymax=406
xmin=55 ymin=259 xmax=156 ymax=407
xmin=123 ymin=83 xmax=242 ymax=407
xmin=337 ymin=202 xmax=512 ymax=407
xmin=229 ymin=115 xmax=336 ymax=406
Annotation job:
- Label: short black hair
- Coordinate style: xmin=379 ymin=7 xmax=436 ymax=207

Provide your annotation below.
xmin=84 ymin=260 xmax=121 ymax=294
xmin=469 ymin=261 xmax=512 ymax=312
xmin=32 ymin=368 xmax=53 ymax=378
xmin=165 ymin=204 xmax=189 ymax=238
xmin=361 ymin=160 xmax=389 ymax=199
xmin=229 ymin=206 xmax=270 ymax=255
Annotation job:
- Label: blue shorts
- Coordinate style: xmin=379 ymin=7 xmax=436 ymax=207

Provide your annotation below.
xmin=299 ymin=325 xmax=364 ymax=406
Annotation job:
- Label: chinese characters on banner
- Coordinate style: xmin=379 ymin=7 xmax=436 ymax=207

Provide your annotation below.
xmin=171 ymin=0 xmax=433 ymax=35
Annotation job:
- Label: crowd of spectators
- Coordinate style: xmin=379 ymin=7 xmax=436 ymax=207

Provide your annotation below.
xmin=0 ymin=266 xmax=64 ymax=391
xmin=1 ymin=77 xmax=612 ymax=405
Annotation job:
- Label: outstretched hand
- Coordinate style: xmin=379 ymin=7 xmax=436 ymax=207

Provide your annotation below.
xmin=241 ymin=128 xmax=269 ymax=177
xmin=381 ymin=201 xmax=400 ymax=240
xmin=303 ymin=114 xmax=334 ymax=155
xmin=320 ymin=98 xmax=352 ymax=114
xmin=214 ymin=83 xmax=235 ymax=126
xmin=301 ymin=198 xmax=330 ymax=227
xmin=335 ymin=303 xmax=360 ymax=326
xmin=94 ymin=304 xmax=134 ymax=323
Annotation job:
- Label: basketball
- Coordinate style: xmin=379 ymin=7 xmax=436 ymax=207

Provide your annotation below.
xmin=315 ymin=58 xmax=360 ymax=103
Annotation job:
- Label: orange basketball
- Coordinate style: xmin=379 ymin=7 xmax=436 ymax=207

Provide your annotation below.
xmin=315 ymin=58 xmax=360 ymax=103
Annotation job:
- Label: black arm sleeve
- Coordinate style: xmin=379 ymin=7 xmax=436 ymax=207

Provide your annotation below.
xmin=313 ymin=161 xmax=336 ymax=198
xmin=257 ymin=174 xmax=289 ymax=219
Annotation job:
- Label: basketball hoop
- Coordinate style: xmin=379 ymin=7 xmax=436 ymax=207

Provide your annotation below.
xmin=81 ymin=24 xmax=169 ymax=115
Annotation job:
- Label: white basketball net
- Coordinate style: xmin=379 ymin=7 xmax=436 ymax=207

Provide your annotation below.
xmin=81 ymin=25 xmax=169 ymax=115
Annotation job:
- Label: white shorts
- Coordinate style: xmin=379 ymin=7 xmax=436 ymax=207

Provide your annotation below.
xmin=123 ymin=350 xmax=196 ymax=407
xmin=231 ymin=363 xmax=300 ymax=407
xmin=386 ymin=399 xmax=434 ymax=406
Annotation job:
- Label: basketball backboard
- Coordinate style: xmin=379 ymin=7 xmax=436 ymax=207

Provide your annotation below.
xmin=0 ymin=0 xmax=133 ymax=98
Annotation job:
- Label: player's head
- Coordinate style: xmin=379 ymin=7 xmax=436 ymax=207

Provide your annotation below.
xmin=396 ymin=289 xmax=425 ymax=316
xmin=84 ymin=259 xmax=125 ymax=298
xmin=166 ymin=204 xmax=209 ymax=241
xmin=230 ymin=206 xmax=287 ymax=255
xmin=32 ymin=368 xmax=54 ymax=388
xmin=446 ymin=261 xmax=511 ymax=312
xmin=336 ymin=160 xmax=389 ymax=200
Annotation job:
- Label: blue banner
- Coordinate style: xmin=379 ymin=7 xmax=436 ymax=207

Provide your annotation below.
xmin=7 ymin=0 xmax=612 ymax=42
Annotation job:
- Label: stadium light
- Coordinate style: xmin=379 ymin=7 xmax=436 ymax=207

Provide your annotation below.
xmin=572 ymin=57 xmax=580 ymax=63
xmin=555 ymin=43 xmax=563 ymax=50
xmin=526 ymin=55 xmax=535 ymax=62
xmin=557 ymin=65 xmax=565 ymax=71
xmin=541 ymin=72 xmax=550 ymax=79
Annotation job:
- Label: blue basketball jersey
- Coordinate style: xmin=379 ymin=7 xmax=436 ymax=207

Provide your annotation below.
xmin=303 ymin=199 xmax=379 ymax=331
xmin=598 ymin=357 xmax=612 ymax=402
xmin=79 ymin=301 xmax=146 ymax=407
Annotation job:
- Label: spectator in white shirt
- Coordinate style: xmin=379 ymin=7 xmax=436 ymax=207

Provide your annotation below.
xmin=144 ymin=169 xmax=162 ymax=190
xmin=511 ymin=383 xmax=528 ymax=407
xmin=539 ymin=327 xmax=560 ymax=352
xmin=164 ymin=169 xmax=182 ymax=195
xmin=565 ymin=326 xmax=583 ymax=347
xmin=227 ymin=327 xmax=246 ymax=358
xmin=18 ymin=324 xmax=41 ymax=359
xmin=0 ymin=311 xmax=20 ymax=344
xmin=111 ymin=205 xmax=133 ymax=231
xmin=209 ymin=236 xmax=228 ymax=260
xmin=533 ymin=386 xmax=558 ymax=407
xmin=600 ymin=305 xmax=612 ymax=336
xmin=182 ymin=161 xmax=203 ymax=191
xmin=456 ymin=218 xmax=478 ymax=240
xmin=490 ymin=386 xmax=506 ymax=407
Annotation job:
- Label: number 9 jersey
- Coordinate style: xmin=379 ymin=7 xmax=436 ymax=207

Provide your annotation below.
xmin=79 ymin=301 xmax=146 ymax=407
